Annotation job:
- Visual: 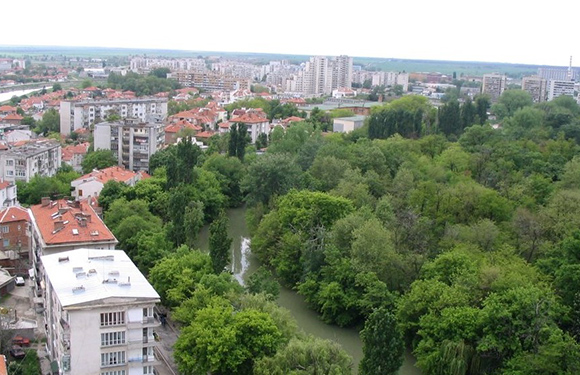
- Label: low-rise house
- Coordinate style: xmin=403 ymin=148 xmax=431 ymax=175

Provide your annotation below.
xmin=230 ymin=109 xmax=270 ymax=143
xmin=62 ymin=142 xmax=90 ymax=172
xmin=71 ymin=166 xmax=149 ymax=200
xmin=0 ymin=205 xmax=31 ymax=272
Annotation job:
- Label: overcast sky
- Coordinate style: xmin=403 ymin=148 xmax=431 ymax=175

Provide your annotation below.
xmin=3 ymin=0 xmax=577 ymax=67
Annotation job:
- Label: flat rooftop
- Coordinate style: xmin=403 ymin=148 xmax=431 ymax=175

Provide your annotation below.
xmin=41 ymin=249 xmax=159 ymax=308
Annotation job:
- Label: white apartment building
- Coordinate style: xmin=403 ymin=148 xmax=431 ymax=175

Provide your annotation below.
xmin=286 ymin=55 xmax=354 ymax=96
xmin=60 ymin=98 xmax=168 ymax=136
xmin=41 ymin=248 xmax=161 ymax=375
xmin=0 ymin=139 xmax=61 ymax=183
xmin=481 ymin=74 xmax=507 ymax=102
xmin=94 ymin=118 xmax=164 ymax=172
xmin=71 ymin=166 xmax=148 ymax=201
xmin=371 ymin=71 xmax=409 ymax=91
xmin=548 ymin=79 xmax=575 ymax=101
xmin=521 ymin=76 xmax=547 ymax=103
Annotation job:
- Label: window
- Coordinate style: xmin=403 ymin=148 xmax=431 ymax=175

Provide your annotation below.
xmin=102 ymin=371 xmax=126 ymax=375
xmin=1 ymin=226 xmax=8 ymax=233
xmin=3 ymin=239 xmax=8 ymax=247
xmin=143 ymin=366 xmax=154 ymax=374
xmin=101 ymin=331 xmax=126 ymax=347
xmin=5 ymin=160 xmax=13 ymax=166
xmin=100 ymin=312 xmax=125 ymax=327
xmin=101 ymin=351 xmax=126 ymax=367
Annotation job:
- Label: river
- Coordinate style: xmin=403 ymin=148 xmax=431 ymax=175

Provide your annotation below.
xmin=195 ymin=207 xmax=421 ymax=375
xmin=0 ymin=88 xmax=46 ymax=103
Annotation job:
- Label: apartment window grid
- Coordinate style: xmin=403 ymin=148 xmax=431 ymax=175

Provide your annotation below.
xmin=101 ymin=351 xmax=126 ymax=367
xmin=101 ymin=370 xmax=126 ymax=375
xmin=143 ymin=365 xmax=154 ymax=374
xmin=100 ymin=312 xmax=125 ymax=327
xmin=101 ymin=331 xmax=126 ymax=347
xmin=1 ymin=226 xmax=8 ymax=233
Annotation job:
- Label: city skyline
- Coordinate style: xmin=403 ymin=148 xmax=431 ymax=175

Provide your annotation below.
xmin=4 ymin=0 xmax=579 ymax=68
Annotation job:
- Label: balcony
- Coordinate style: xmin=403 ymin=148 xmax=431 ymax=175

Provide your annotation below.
xmin=126 ymin=316 xmax=160 ymax=329
xmin=128 ymin=353 xmax=159 ymax=366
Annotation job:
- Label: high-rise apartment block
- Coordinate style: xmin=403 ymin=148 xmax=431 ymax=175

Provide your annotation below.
xmin=547 ymin=79 xmax=575 ymax=101
xmin=0 ymin=139 xmax=61 ymax=183
xmin=521 ymin=76 xmax=547 ymax=103
xmin=94 ymin=118 xmax=165 ymax=172
xmin=286 ymin=55 xmax=353 ymax=95
xmin=481 ymin=74 xmax=507 ymax=102
xmin=41 ymin=248 xmax=161 ymax=375
xmin=60 ymin=98 xmax=168 ymax=136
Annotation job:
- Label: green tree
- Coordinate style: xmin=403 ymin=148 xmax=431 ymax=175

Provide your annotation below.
xmin=184 ymin=201 xmax=205 ymax=248
xmin=254 ymin=336 xmax=353 ymax=375
xmin=209 ymin=212 xmax=232 ymax=274
xmin=475 ymin=95 xmax=490 ymax=124
xmin=359 ymin=307 xmax=404 ymax=375
xmin=81 ymin=150 xmax=117 ymax=173
xmin=242 ymin=153 xmax=302 ymax=206
xmin=35 ymin=108 xmax=60 ymax=134
xmin=492 ymin=89 xmax=533 ymax=119
xmin=174 ymin=305 xmax=282 ymax=375
xmin=246 ymin=267 xmax=280 ymax=300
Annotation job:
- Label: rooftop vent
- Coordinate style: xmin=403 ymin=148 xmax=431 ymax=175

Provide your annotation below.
xmin=58 ymin=256 xmax=69 ymax=263
xmin=102 ymin=278 xmax=118 ymax=284
xmin=88 ymin=255 xmax=114 ymax=261
xmin=72 ymin=285 xmax=85 ymax=294
xmin=108 ymin=271 xmax=120 ymax=277
xmin=72 ymin=267 xmax=83 ymax=273
xmin=75 ymin=272 xmax=86 ymax=279
xmin=90 ymin=230 xmax=99 ymax=236
xmin=88 ymin=269 xmax=97 ymax=275
xmin=72 ymin=229 xmax=79 ymax=235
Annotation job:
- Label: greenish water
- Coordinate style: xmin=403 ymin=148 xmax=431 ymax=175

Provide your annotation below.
xmin=196 ymin=207 xmax=421 ymax=375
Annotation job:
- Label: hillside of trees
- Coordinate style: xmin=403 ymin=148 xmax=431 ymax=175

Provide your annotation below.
xmin=97 ymin=90 xmax=580 ymax=374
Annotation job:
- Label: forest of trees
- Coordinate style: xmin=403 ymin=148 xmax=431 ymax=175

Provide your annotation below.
xmin=93 ymin=90 xmax=580 ymax=374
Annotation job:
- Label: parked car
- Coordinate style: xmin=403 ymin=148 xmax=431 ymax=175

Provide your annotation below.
xmin=15 ymin=276 xmax=25 ymax=286
xmin=10 ymin=345 xmax=25 ymax=359
xmin=12 ymin=336 xmax=30 ymax=347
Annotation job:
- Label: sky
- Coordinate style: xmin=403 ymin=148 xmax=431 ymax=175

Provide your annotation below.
xmin=3 ymin=0 xmax=578 ymax=67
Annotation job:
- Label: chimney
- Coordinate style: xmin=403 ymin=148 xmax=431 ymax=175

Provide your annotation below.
xmin=54 ymin=221 xmax=65 ymax=231
xmin=84 ymin=214 xmax=91 ymax=223
xmin=41 ymin=197 xmax=50 ymax=207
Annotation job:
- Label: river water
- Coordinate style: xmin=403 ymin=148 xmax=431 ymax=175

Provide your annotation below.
xmin=0 ymin=88 xmax=45 ymax=103
xmin=196 ymin=207 xmax=421 ymax=375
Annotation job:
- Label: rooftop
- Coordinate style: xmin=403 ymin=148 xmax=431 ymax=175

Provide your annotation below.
xmin=0 ymin=206 xmax=29 ymax=224
xmin=41 ymin=249 xmax=160 ymax=308
xmin=74 ymin=166 xmax=146 ymax=185
xmin=30 ymin=199 xmax=117 ymax=247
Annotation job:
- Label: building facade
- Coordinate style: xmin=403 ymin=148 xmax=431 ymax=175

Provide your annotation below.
xmin=521 ymin=76 xmax=547 ymax=103
xmin=0 ymin=139 xmax=61 ymax=183
xmin=94 ymin=118 xmax=165 ymax=172
xmin=481 ymin=74 xmax=507 ymax=102
xmin=547 ymin=79 xmax=575 ymax=101
xmin=41 ymin=249 xmax=161 ymax=375
xmin=60 ymin=98 xmax=168 ymax=135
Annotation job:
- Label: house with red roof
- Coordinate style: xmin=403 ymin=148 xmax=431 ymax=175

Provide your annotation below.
xmin=62 ymin=142 xmax=90 ymax=172
xmin=0 ymin=205 xmax=31 ymax=273
xmin=1 ymin=113 xmax=23 ymax=125
xmin=164 ymin=120 xmax=203 ymax=144
xmin=29 ymin=198 xmax=118 ymax=260
xmin=230 ymin=109 xmax=270 ymax=143
xmin=0 ymin=106 xmax=17 ymax=116
xmin=70 ymin=166 xmax=149 ymax=200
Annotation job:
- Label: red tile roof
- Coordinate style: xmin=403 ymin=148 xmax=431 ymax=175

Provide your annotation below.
xmin=0 ymin=206 xmax=30 ymax=224
xmin=0 ymin=105 xmax=16 ymax=113
xmin=195 ymin=131 xmax=216 ymax=138
xmin=62 ymin=143 xmax=90 ymax=161
xmin=230 ymin=111 xmax=269 ymax=124
xmin=75 ymin=166 xmax=146 ymax=185
xmin=30 ymin=199 xmax=117 ymax=246
xmin=2 ymin=113 xmax=23 ymax=120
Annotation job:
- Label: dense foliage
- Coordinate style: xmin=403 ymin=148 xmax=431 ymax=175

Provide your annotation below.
xmin=98 ymin=91 xmax=580 ymax=374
